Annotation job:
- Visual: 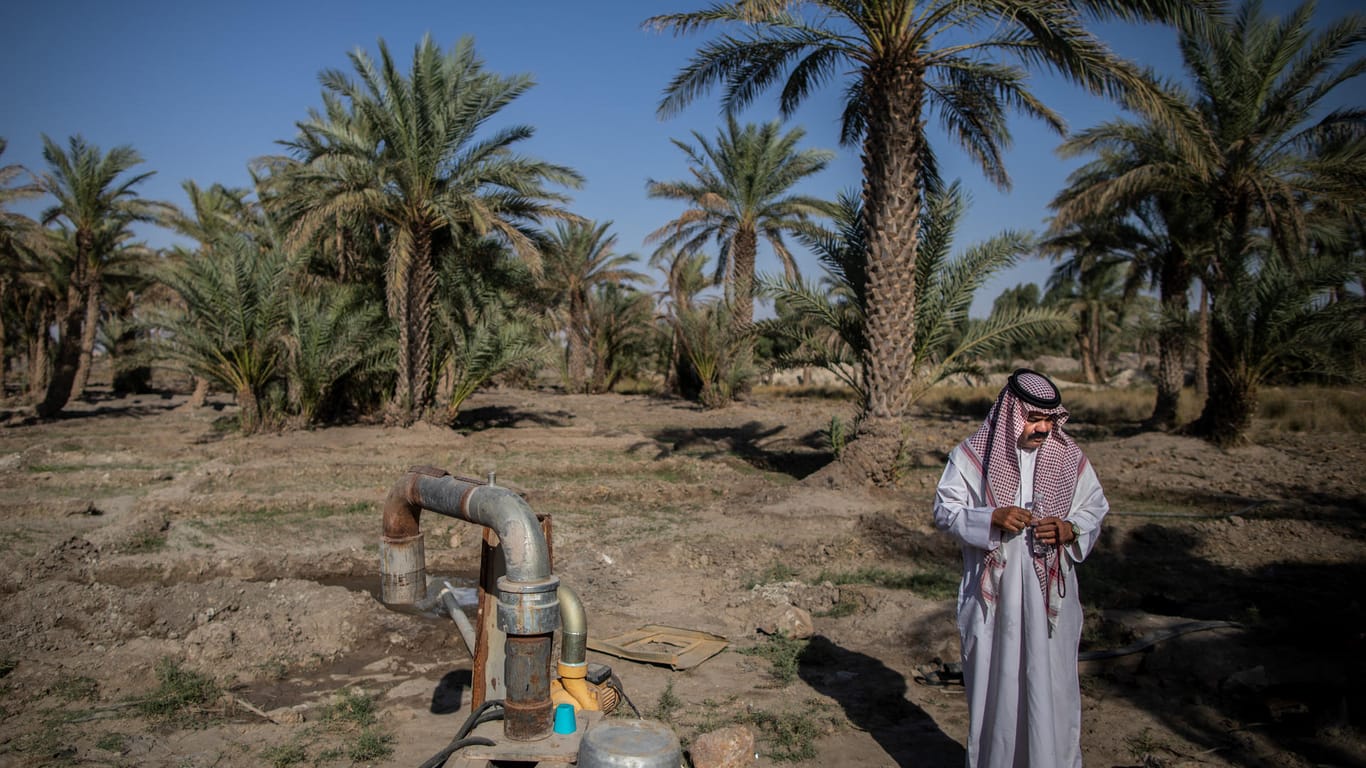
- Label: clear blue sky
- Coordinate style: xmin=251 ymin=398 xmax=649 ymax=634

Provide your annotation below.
xmin=2 ymin=1 xmax=1357 ymax=316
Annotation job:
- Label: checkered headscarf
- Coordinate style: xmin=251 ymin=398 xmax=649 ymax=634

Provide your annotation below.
xmin=960 ymin=370 xmax=1087 ymax=631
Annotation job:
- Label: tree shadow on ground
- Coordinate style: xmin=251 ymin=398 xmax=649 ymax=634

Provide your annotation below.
xmin=2 ymin=390 xmax=196 ymax=427
xmin=798 ymin=635 xmax=965 ymax=767
xmin=648 ymin=421 xmax=831 ymax=480
xmin=452 ymin=405 xmax=575 ymax=432
xmin=1080 ymin=521 xmax=1366 ymax=766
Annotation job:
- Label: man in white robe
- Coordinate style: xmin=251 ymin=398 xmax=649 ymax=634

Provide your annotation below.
xmin=933 ymin=369 xmax=1109 ymax=767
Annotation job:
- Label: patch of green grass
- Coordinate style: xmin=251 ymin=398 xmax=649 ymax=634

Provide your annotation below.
xmin=1123 ymin=726 xmax=1167 ymax=764
xmin=13 ymin=721 xmax=74 ymax=763
xmin=348 ymin=728 xmax=394 ymax=762
xmin=322 ymin=687 xmax=378 ymax=728
xmin=814 ymin=566 xmax=959 ymax=600
xmin=257 ymin=658 xmax=289 ymax=681
xmin=744 ymin=561 xmax=800 ymax=589
xmin=737 ymin=633 xmax=808 ymax=686
xmin=95 ymin=732 xmax=129 ymax=753
xmin=320 ymin=687 xmax=393 ymax=762
xmin=815 ymin=599 xmax=859 ymax=619
xmin=122 ymin=530 xmax=167 ymax=553
xmin=135 ymin=658 xmax=221 ymax=726
xmin=746 ymin=702 xmax=832 ymax=762
xmin=52 ymin=674 xmax=99 ymax=702
xmin=261 ymin=741 xmax=310 ymax=767
xmin=652 ymin=680 xmax=683 ymax=724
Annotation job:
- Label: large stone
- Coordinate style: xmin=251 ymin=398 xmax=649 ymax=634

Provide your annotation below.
xmin=690 ymin=725 xmax=756 ymax=768
xmin=758 ymin=605 xmax=814 ymax=640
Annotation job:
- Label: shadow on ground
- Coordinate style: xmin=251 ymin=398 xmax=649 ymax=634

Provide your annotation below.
xmin=799 ymin=635 xmax=965 ymax=768
xmin=649 ymin=421 xmax=831 ymax=480
xmin=1082 ymin=521 xmax=1366 ymax=765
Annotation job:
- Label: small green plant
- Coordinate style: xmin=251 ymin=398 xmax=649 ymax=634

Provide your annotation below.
xmin=744 ymin=561 xmax=799 ymax=589
xmin=261 ymin=741 xmax=309 ymax=767
xmin=738 ymin=633 xmax=807 ymax=686
xmin=1123 ymin=727 xmax=1167 ymax=764
xmin=123 ymin=530 xmax=167 ymax=553
xmin=827 ymin=415 xmax=847 ymax=457
xmin=652 ymin=679 xmax=683 ymax=724
xmin=136 ymin=658 xmax=220 ymax=725
xmin=349 ymin=728 xmax=395 ymax=761
xmin=747 ymin=705 xmax=826 ymax=762
xmin=95 ymin=732 xmax=129 ymax=753
xmin=53 ymin=674 xmax=99 ymax=702
xmin=0 ymin=656 xmax=16 ymax=677
xmin=319 ymin=688 xmax=394 ymax=762
xmin=323 ymin=687 xmax=378 ymax=728
xmin=815 ymin=599 xmax=859 ymax=619
xmin=814 ymin=566 xmax=959 ymax=600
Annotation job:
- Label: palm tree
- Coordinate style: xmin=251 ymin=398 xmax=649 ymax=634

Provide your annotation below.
xmin=36 ymin=135 xmax=162 ymax=413
xmin=648 ymin=0 xmax=1211 ymax=477
xmin=1042 ymin=236 xmax=1131 ymax=384
xmin=647 ymin=116 xmax=835 ymax=339
xmin=650 ymin=248 xmax=714 ymax=398
xmin=162 ymin=180 xmax=266 ymax=406
xmin=1183 ymin=0 xmax=1364 ymax=444
xmin=432 ymin=235 xmax=544 ymax=417
xmin=1050 ymin=117 xmax=1214 ymax=427
xmin=765 ymin=185 xmax=1071 ymax=451
xmin=541 ymin=220 xmax=648 ymax=393
xmin=1054 ymin=0 xmax=1366 ymax=444
xmin=0 ymin=138 xmax=44 ymax=397
xmin=283 ymin=281 xmax=392 ymax=426
xmin=585 ymin=283 xmax=657 ymax=393
xmin=153 ymin=235 xmax=290 ymax=434
xmin=276 ymin=35 xmax=582 ymax=425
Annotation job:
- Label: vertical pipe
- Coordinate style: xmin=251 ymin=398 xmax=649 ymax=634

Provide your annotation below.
xmin=503 ymin=633 xmax=554 ymax=740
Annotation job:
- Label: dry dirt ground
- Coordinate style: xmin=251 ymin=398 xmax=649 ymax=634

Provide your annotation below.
xmin=0 ymin=383 xmax=1362 ymax=768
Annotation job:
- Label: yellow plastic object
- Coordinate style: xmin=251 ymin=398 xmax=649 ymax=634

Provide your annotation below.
xmin=553 ymin=661 xmax=600 ymax=711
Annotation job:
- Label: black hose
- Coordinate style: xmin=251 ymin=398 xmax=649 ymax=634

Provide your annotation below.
xmin=611 ymin=673 xmax=642 ymax=719
xmin=419 ymin=699 xmax=504 ymax=768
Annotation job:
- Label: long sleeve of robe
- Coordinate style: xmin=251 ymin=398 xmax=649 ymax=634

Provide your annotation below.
xmin=933 ymin=443 xmax=1109 ymax=768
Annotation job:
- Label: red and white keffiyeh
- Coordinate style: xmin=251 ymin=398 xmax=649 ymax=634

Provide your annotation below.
xmin=958 ymin=370 xmax=1088 ymax=632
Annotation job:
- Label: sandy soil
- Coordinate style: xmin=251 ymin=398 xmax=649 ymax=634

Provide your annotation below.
xmin=0 ymin=383 xmax=1362 ymax=767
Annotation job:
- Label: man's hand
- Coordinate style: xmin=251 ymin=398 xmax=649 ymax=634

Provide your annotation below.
xmin=991 ymin=505 xmax=1031 ymax=534
xmin=1031 ymin=517 xmax=1075 ymax=546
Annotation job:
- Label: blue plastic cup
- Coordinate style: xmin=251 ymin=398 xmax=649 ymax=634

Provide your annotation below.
xmin=553 ymin=703 xmax=576 ymax=734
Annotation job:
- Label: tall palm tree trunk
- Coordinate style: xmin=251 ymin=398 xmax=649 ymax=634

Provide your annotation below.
xmin=1148 ymin=256 xmax=1191 ymax=429
xmin=567 ymin=300 xmax=590 ymax=393
xmin=1078 ymin=318 xmax=1099 ymax=385
xmin=37 ymin=284 xmax=83 ymax=418
xmin=27 ymin=309 xmax=51 ymax=401
xmin=390 ymin=224 xmax=437 ymax=425
xmin=72 ymin=276 xmax=101 ymax=398
xmin=731 ymin=228 xmax=758 ymax=329
xmin=732 ymin=227 xmax=758 ymax=392
xmin=845 ymin=61 xmax=926 ymax=480
xmin=1189 ymin=309 xmax=1254 ymax=446
xmin=1194 ymin=282 xmax=1209 ymax=399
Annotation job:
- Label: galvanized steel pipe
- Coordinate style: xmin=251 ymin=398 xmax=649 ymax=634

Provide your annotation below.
xmin=379 ymin=465 xmax=559 ymax=740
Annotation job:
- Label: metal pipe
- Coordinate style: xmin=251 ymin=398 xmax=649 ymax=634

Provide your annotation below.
xmin=504 ymin=633 xmax=555 ymax=740
xmin=439 ymin=580 xmax=478 ymax=658
xmin=379 ymin=465 xmax=559 ymax=741
xmin=557 ymin=584 xmax=587 ymax=665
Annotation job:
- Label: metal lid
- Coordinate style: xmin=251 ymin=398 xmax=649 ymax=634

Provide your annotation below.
xmin=577 ymin=719 xmax=681 ymax=768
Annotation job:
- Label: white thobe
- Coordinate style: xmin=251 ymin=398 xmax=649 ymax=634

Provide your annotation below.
xmin=933 ymin=443 xmax=1109 ymax=768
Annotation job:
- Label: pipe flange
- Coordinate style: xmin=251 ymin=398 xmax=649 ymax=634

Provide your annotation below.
xmin=497 ymin=575 xmax=561 ymax=635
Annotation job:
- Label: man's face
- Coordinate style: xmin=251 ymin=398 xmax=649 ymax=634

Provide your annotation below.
xmin=1018 ymin=410 xmax=1056 ymax=451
